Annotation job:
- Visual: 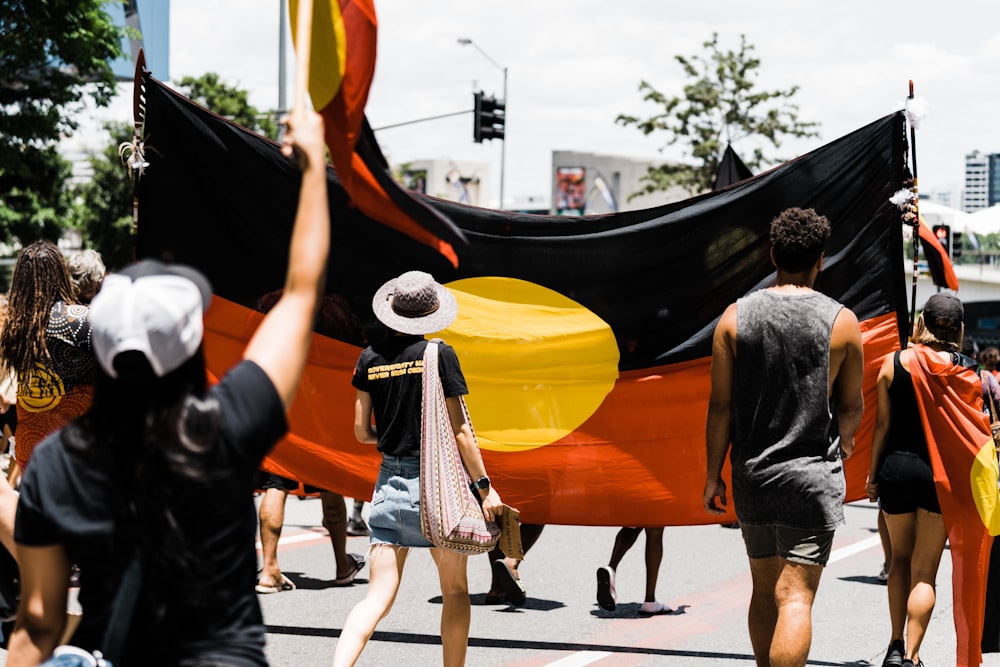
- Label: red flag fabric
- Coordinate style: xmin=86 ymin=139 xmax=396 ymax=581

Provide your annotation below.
xmin=917 ymin=213 xmax=959 ymax=291
xmin=288 ymin=0 xmax=465 ymax=265
xmin=907 ymin=344 xmax=1000 ymax=667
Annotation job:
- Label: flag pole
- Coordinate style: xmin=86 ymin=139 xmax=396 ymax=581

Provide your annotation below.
xmin=293 ymin=0 xmax=313 ymax=114
xmin=907 ymin=80 xmax=920 ymax=337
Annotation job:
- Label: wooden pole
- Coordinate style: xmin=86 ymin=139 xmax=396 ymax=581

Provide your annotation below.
xmin=293 ymin=0 xmax=313 ymax=113
xmin=908 ymin=80 xmax=920 ymax=338
xmin=131 ymin=49 xmax=148 ymax=262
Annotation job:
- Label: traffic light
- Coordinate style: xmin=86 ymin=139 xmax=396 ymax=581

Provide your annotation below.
xmin=933 ymin=224 xmax=951 ymax=257
xmin=952 ymin=231 xmax=963 ymax=259
xmin=473 ymin=90 xmax=505 ymax=143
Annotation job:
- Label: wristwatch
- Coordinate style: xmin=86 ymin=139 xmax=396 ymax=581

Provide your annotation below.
xmin=472 ymin=476 xmax=490 ymax=494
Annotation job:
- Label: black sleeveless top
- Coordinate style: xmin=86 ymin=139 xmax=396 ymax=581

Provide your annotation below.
xmin=884 ymin=351 xmax=931 ymax=463
xmin=731 ymin=289 xmax=847 ymax=529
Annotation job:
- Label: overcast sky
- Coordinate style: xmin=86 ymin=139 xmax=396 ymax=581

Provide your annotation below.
xmin=89 ymin=0 xmax=1000 ymax=208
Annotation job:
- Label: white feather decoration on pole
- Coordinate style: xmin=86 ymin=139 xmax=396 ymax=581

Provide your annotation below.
xmin=118 ymin=140 xmax=149 ymax=176
xmin=903 ymin=96 xmax=929 ymax=130
xmin=890 ymin=188 xmax=915 ymax=209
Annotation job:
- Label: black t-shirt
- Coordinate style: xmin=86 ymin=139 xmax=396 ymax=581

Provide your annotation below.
xmin=16 ymin=360 xmax=287 ymax=666
xmin=352 ymin=336 xmax=467 ymax=458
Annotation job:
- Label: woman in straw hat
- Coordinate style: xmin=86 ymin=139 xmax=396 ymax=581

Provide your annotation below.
xmin=334 ymin=270 xmax=504 ymax=667
xmin=7 ymin=108 xmax=330 ymax=667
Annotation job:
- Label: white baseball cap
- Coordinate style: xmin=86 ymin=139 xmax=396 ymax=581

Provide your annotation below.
xmin=90 ymin=260 xmax=213 ymax=379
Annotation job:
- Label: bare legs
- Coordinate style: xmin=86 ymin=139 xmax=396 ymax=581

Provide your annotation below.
xmin=641 ymin=527 xmax=664 ymax=603
xmin=878 ymin=510 xmax=891 ymax=578
xmin=333 ymin=546 xmax=470 ymax=667
xmin=883 ymin=509 xmax=947 ymax=665
xmin=747 ymin=556 xmax=823 ymax=667
xmin=256 ymin=487 xmax=288 ymax=588
xmin=486 ymin=523 xmax=545 ymax=601
xmin=431 ymin=548 xmax=471 ymax=667
xmin=319 ymin=491 xmax=356 ymax=579
xmin=608 ymin=527 xmax=642 ymax=571
xmin=333 ymin=544 xmax=408 ymax=667
xmin=607 ymin=527 xmax=665 ymax=604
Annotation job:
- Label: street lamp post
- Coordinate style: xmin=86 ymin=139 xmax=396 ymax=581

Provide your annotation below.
xmin=458 ymin=38 xmax=507 ymax=210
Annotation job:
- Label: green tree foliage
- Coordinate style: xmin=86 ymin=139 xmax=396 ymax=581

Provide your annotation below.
xmin=616 ymin=33 xmax=819 ymax=197
xmin=177 ymin=73 xmax=280 ymax=140
xmin=72 ymin=74 xmax=279 ymax=268
xmin=72 ymin=121 xmax=136 ymax=271
xmin=0 ymin=0 xmax=124 ymax=245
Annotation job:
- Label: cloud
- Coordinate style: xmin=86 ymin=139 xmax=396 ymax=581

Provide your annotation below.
xmin=67 ymin=0 xmax=1000 ymax=206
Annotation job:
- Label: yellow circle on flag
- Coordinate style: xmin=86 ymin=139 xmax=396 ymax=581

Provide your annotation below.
xmin=436 ymin=277 xmax=620 ymax=452
xmin=288 ymin=0 xmax=346 ymax=110
xmin=971 ymin=438 xmax=1000 ymax=536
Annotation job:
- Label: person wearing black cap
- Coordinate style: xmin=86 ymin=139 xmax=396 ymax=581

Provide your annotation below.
xmin=7 ymin=108 xmax=331 ymax=667
xmin=867 ymin=293 xmax=975 ymax=667
xmin=334 ymin=270 xmax=504 ymax=667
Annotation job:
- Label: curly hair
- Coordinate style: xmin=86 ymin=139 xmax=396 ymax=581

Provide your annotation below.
xmin=0 ymin=241 xmax=77 ymax=380
xmin=769 ymin=207 xmax=832 ymax=273
xmin=67 ymin=249 xmax=106 ymax=303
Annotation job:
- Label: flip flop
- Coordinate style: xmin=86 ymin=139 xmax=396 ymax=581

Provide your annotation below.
xmin=333 ymin=553 xmax=366 ymax=586
xmin=255 ymin=574 xmax=295 ymax=594
xmin=492 ymin=559 xmax=526 ymax=606
xmin=638 ymin=601 xmax=675 ymax=616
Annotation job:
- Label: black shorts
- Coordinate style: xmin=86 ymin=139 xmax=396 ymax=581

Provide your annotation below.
xmin=254 ymin=470 xmax=298 ymax=492
xmin=254 ymin=470 xmax=322 ymax=494
xmin=877 ymin=450 xmax=941 ymax=514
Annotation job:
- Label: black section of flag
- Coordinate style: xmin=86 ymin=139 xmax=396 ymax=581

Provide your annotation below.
xmin=137 ymin=75 xmax=909 ymax=372
xmin=712 ymin=143 xmax=754 ymax=191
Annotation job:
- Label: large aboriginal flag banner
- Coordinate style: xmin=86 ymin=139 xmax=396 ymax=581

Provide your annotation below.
xmin=135 ymin=71 xmax=910 ymax=528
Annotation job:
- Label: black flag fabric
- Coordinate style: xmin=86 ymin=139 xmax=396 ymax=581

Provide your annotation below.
xmin=712 ymin=143 xmax=754 ymax=191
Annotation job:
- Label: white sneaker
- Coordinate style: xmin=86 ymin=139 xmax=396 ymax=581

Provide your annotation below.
xmin=878 ymin=563 xmax=890 ymax=582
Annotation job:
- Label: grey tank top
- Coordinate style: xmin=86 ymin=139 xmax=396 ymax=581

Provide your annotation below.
xmin=732 ymin=289 xmax=846 ymax=529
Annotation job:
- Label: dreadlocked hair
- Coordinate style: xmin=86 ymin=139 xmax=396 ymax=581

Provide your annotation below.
xmin=0 ymin=241 xmax=77 ymax=381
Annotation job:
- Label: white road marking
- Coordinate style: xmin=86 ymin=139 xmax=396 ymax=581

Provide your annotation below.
xmin=543 ymin=652 xmax=615 ymax=666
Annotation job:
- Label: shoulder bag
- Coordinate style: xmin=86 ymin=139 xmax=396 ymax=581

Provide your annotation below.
xmin=419 ymin=340 xmax=500 ymax=554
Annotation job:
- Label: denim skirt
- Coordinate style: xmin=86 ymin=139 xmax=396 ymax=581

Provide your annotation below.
xmin=369 ymin=455 xmax=433 ymax=547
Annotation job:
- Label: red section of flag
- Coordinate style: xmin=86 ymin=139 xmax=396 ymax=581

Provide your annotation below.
xmin=203 ymin=298 xmax=898 ymax=528
xmin=908 ymin=344 xmax=998 ymax=667
xmin=917 ymin=214 xmax=959 ymax=291
xmin=313 ymin=0 xmax=463 ymax=266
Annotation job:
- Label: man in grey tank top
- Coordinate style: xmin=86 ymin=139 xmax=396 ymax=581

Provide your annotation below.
xmin=703 ymin=207 xmax=865 ymax=667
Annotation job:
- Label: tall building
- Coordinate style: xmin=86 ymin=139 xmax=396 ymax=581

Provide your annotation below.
xmin=963 ymin=150 xmax=1000 ymax=212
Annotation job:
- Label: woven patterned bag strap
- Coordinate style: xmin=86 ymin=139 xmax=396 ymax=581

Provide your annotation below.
xmin=420 ymin=341 xmax=441 ymax=540
xmin=421 ymin=340 xmax=472 ymax=542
